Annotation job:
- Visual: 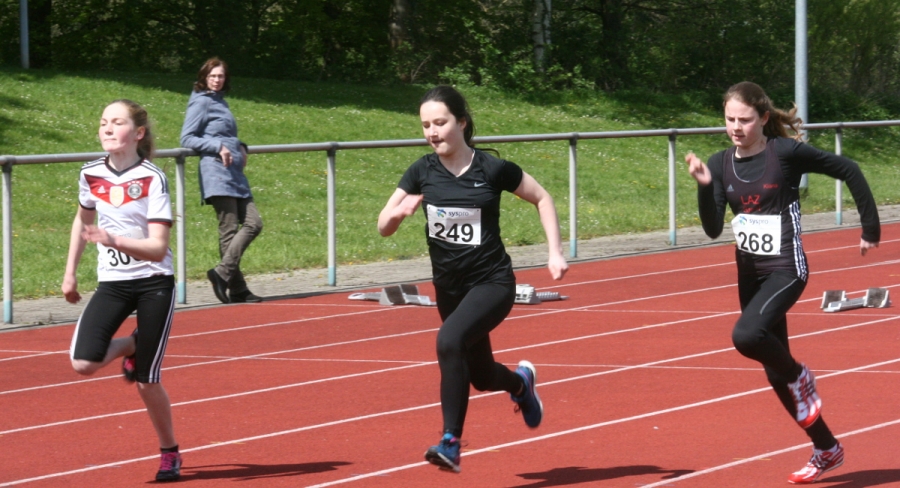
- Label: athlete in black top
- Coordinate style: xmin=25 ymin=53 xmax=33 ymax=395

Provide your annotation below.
xmin=379 ymin=86 xmax=568 ymax=473
xmin=686 ymin=82 xmax=879 ymax=485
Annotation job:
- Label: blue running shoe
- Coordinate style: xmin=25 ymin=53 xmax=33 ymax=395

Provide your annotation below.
xmin=511 ymin=360 xmax=543 ymax=428
xmin=424 ymin=433 xmax=461 ymax=473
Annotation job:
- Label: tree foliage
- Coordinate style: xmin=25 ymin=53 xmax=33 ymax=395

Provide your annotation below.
xmin=1 ymin=0 xmax=898 ymax=104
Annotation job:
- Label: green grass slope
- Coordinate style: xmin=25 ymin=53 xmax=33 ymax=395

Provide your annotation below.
xmin=2 ymin=68 xmax=899 ymax=298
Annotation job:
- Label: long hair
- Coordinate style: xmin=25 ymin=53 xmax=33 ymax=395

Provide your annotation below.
xmin=108 ymin=99 xmax=155 ymax=161
xmin=420 ymin=85 xmax=476 ymax=147
xmin=193 ymin=57 xmax=231 ymax=93
xmin=724 ymin=81 xmax=803 ymax=141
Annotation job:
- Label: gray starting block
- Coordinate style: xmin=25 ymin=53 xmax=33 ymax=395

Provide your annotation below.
xmin=822 ymin=288 xmax=891 ymax=313
xmin=515 ymin=284 xmax=568 ymax=305
xmin=348 ymin=284 xmax=436 ymax=306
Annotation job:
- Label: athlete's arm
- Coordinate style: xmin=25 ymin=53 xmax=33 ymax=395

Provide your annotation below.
xmin=378 ymin=188 xmax=423 ymax=237
xmin=513 ymin=172 xmax=568 ymax=280
xmin=81 ymin=222 xmax=171 ymax=262
xmin=62 ymin=206 xmax=96 ymax=304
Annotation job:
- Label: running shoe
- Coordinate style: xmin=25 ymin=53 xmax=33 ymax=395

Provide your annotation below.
xmin=424 ymin=433 xmax=461 ymax=473
xmin=787 ymin=364 xmax=822 ymax=429
xmin=122 ymin=329 xmax=138 ymax=383
xmin=155 ymin=451 xmax=182 ymax=482
xmin=788 ymin=442 xmax=844 ymax=484
xmin=511 ymin=360 xmax=543 ymax=428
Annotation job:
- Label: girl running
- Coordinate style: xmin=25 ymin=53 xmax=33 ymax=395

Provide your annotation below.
xmin=378 ymin=85 xmax=568 ymax=473
xmin=64 ymin=100 xmax=181 ymax=482
xmin=685 ymin=81 xmax=880 ymax=484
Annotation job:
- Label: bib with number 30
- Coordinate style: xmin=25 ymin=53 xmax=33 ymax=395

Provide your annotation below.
xmin=731 ymin=214 xmax=781 ymax=256
xmin=427 ymin=204 xmax=481 ymax=246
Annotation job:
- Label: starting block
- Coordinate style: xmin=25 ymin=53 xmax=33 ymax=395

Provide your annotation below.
xmin=822 ymin=288 xmax=891 ymax=313
xmin=348 ymin=284 xmax=436 ymax=306
xmin=515 ymin=284 xmax=568 ymax=305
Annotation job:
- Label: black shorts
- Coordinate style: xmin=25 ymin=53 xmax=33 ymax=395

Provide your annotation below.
xmin=69 ymin=275 xmax=175 ymax=383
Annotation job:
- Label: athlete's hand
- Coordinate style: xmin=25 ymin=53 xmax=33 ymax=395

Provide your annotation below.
xmin=394 ymin=193 xmax=424 ymax=218
xmin=860 ymin=238 xmax=879 ymax=256
xmin=62 ymin=274 xmax=81 ymax=304
xmin=548 ymin=253 xmax=568 ymax=280
xmin=82 ymin=225 xmax=115 ymax=248
xmin=219 ymin=145 xmax=233 ymax=167
xmin=686 ymin=151 xmax=711 ymax=186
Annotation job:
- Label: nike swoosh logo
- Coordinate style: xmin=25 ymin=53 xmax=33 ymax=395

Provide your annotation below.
xmin=474 ymin=182 xmax=487 ymax=187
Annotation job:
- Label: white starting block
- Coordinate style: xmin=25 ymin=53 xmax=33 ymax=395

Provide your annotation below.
xmin=515 ymin=284 xmax=568 ymax=305
xmin=348 ymin=284 xmax=436 ymax=306
xmin=822 ymin=288 xmax=890 ymax=312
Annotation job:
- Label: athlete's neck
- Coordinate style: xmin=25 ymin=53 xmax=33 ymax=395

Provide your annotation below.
xmin=439 ymin=147 xmax=475 ymax=177
xmin=107 ymin=150 xmax=141 ymax=172
xmin=734 ymin=138 xmax=767 ymax=158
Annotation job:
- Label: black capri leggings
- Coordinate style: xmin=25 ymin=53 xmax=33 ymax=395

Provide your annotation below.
xmin=435 ymin=282 xmax=522 ymax=438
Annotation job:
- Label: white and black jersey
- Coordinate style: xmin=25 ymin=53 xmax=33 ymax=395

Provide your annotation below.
xmin=698 ymin=137 xmax=880 ymax=280
xmin=398 ymin=150 xmax=524 ymax=291
xmin=78 ymin=157 xmax=174 ymax=281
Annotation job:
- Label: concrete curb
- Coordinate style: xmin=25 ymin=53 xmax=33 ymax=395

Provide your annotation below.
xmin=3 ymin=205 xmax=898 ymax=331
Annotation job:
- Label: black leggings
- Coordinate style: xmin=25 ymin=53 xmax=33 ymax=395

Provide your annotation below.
xmin=435 ymin=282 xmax=522 ymax=438
xmin=733 ymin=269 xmax=835 ymax=449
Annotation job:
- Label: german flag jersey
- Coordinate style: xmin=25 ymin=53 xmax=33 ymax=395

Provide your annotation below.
xmin=78 ymin=157 xmax=174 ymax=282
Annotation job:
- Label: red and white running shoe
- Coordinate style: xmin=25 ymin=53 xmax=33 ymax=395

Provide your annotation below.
xmin=788 ymin=442 xmax=844 ymax=484
xmin=787 ymin=364 xmax=822 ymax=428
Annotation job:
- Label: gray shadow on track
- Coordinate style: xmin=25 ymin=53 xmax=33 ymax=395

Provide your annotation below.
xmin=817 ymin=469 xmax=900 ymax=487
xmin=510 ymin=465 xmax=694 ymax=487
xmin=176 ymin=461 xmax=352 ymax=481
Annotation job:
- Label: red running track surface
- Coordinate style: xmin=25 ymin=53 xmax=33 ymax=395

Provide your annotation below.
xmin=1 ymin=223 xmax=899 ymax=487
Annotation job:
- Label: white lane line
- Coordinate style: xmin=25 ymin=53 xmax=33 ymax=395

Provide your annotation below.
xmin=303 ymin=357 xmax=900 ymax=487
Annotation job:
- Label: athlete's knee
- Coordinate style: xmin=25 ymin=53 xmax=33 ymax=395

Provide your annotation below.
xmin=70 ymin=358 xmax=101 ymax=375
xmin=435 ymin=334 xmax=463 ymax=361
xmin=731 ymin=320 xmax=764 ymax=357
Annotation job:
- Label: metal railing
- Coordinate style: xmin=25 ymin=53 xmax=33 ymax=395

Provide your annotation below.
xmin=2 ymin=120 xmax=898 ymax=323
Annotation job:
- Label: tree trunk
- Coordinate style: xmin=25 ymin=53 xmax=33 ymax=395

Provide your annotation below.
xmin=532 ymin=0 xmax=551 ymax=71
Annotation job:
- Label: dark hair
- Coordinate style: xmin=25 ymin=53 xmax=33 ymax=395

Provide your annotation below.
xmin=108 ymin=99 xmax=155 ymax=160
xmin=193 ymin=57 xmax=231 ymax=93
xmin=724 ymin=81 xmax=803 ymax=141
xmin=420 ymin=85 xmax=476 ymax=147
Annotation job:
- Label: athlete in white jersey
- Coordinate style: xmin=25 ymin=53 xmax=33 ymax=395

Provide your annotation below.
xmin=64 ymin=100 xmax=182 ymax=482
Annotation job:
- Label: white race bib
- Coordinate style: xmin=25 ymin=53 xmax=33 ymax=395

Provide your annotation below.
xmin=731 ymin=214 xmax=781 ymax=256
xmin=427 ymin=204 xmax=481 ymax=245
xmin=101 ymin=226 xmax=144 ymax=268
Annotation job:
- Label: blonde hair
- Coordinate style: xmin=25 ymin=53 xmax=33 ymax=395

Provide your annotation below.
xmin=724 ymin=82 xmax=803 ymax=141
xmin=107 ymin=99 xmax=155 ymax=160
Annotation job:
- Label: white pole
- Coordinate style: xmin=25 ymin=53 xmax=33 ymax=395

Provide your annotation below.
xmin=19 ymin=0 xmax=29 ymax=69
xmin=796 ymin=0 xmax=809 ymax=189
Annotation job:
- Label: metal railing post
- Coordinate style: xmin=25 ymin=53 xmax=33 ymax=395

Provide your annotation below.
xmin=568 ymin=136 xmax=578 ymax=258
xmin=2 ymin=157 xmax=13 ymax=323
xmin=175 ymin=154 xmax=187 ymax=303
xmin=668 ymin=133 xmax=677 ymax=245
xmin=327 ymin=147 xmax=337 ymax=286
xmin=835 ymin=127 xmax=843 ymax=225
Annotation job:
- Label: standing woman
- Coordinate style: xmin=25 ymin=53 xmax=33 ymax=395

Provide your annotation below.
xmin=686 ymin=81 xmax=880 ymax=485
xmin=64 ymin=100 xmax=182 ymax=482
xmin=181 ymin=57 xmax=263 ymax=304
xmin=378 ymin=85 xmax=568 ymax=473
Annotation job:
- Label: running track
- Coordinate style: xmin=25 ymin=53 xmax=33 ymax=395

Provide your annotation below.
xmin=2 ymin=224 xmax=899 ymax=487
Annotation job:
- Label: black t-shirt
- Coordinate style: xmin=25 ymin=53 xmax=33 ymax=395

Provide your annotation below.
xmin=398 ymin=150 xmax=524 ymax=291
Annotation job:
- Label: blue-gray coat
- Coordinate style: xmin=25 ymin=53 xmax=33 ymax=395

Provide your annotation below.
xmin=180 ymin=90 xmax=252 ymax=201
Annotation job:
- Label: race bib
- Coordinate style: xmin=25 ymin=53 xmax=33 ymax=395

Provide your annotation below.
xmin=101 ymin=226 xmax=144 ymax=268
xmin=731 ymin=214 xmax=781 ymax=256
xmin=426 ymin=205 xmax=481 ymax=245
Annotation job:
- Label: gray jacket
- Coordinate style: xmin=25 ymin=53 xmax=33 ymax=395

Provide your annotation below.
xmin=180 ymin=90 xmax=252 ymax=201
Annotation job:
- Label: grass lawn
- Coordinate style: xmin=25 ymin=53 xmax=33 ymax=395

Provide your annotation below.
xmin=2 ymin=67 xmax=899 ymax=298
